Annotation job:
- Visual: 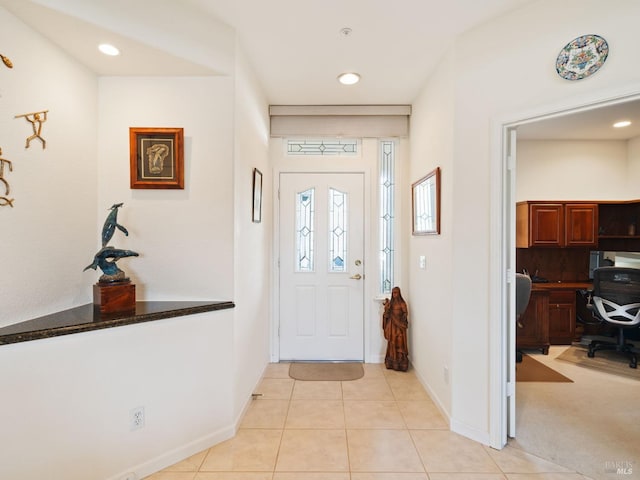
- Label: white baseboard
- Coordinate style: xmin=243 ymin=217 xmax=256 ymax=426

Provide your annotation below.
xmin=410 ymin=362 xmax=490 ymax=446
xmin=409 ymin=361 xmax=452 ymax=428
xmin=107 ymin=425 xmax=235 ymax=480
xmin=108 ymin=363 xmax=269 ymax=480
xmin=450 ymin=418 xmax=491 ymax=446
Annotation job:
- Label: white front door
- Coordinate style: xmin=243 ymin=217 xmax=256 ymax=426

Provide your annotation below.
xmin=279 ymin=172 xmax=365 ymax=361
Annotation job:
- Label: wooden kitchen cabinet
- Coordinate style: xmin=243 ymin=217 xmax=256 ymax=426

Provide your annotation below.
xmin=516 ymin=201 xmax=598 ymax=248
xmin=516 ymin=290 xmax=549 ymax=354
xmin=548 ymin=290 xmax=575 ymax=344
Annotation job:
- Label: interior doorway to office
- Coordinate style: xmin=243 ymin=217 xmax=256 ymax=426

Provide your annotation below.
xmin=498 ymin=91 xmax=640 ymax=446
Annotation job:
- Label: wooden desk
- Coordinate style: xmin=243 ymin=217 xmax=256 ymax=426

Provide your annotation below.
xmin=517 ymin=282 xmax=591 ymax=353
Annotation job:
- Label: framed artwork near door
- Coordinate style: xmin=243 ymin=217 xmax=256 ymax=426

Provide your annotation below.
xmin=129 ymin=127 xmax=184 ymax=189
xmin=252 ymin=168 xmax=263 ymax=223
xmin=412 ymin=166 xmax=441 ymax=235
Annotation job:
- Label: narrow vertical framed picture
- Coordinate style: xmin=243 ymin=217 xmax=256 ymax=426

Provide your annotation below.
xmin=129 ymin=127 xmax=184 ymax=189
xmin=252 ymin=168 xmax=263 ymax=223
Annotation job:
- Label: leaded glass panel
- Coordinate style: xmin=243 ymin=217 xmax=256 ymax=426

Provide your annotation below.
xmin=296 ymin=188 xmax=315 ymax=272
xmin=287 ymin=139 xmax=358 ymax=156
xmin=328 ymin=188 xmax=348 ymax=272
xmin=379 ymin=141 xmax=395 ymax=294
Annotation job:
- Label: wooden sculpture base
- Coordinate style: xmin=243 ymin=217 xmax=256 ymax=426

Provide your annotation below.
xmin=93 ymin=281 xmax=136 ymax=315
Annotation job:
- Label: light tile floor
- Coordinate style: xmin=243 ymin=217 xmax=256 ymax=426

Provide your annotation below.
xmin=145 ymin=363 xmax=591 ymax=480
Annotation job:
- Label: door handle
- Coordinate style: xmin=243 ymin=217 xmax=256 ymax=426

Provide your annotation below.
xmin=350 ymin=273 xmax=362 ymax=280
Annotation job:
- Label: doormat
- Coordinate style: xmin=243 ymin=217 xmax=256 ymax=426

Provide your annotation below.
xmin=556 ymin=345 xmax=639 ymax=381
xmin=516 ymin=354 xmax=572 ymax=382
xmin=289 ymin=362 xmax=364 ymax=381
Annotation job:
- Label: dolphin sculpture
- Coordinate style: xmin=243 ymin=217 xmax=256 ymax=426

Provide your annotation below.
xmin=86 ymin=202 xmax=139 ymax=283
xmin=84 ymin=246 xmax=139 ymax=283
xmin=101 ymin=203 xmax=128 ymax=247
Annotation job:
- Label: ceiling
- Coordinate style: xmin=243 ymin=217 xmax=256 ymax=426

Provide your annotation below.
xmin=186 ymin=0 xmax=538 ymax=105
xmin=1 ymin=0 xmax=535 ymax=104
xmin=516 ymin=98 xmax=640 ymax=141
xmin=2 ymin=0 xmax=639 ymax=140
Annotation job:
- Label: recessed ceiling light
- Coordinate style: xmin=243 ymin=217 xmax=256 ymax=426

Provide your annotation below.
xmin=338 ymin=72 xmax=360 ymax=85
xmin=613 ymin=120 xmax=632 ymax=128
xmin=98 ymin=43 xmax=120 ymax=56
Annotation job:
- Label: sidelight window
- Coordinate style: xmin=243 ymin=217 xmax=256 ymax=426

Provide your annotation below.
xmin=379 ymin=140 xmax=395 ymax=294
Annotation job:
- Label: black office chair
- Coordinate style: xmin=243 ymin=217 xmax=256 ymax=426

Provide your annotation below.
xmin=588 ymin=267 xmax=640 ymax=368
xmin=515 ymin=273 xmax=532 ymax=363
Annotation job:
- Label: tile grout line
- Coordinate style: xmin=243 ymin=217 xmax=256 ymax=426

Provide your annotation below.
xmin=270 ymin=376 xmax=295 ymax=476
xmin=389 ymin=366 xmax=430 ymax=477
xmin=341 ymin=379 xmax=353 ymax=474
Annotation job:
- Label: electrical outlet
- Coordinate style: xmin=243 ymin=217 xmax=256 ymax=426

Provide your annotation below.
xmin=130 ymin=406 xmax=145 ymax=430
xmin=443 ymin=366 xmax=449 ymax=384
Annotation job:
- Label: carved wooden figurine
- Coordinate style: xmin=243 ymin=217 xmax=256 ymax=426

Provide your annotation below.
xmin=382 ymin=286 xmax=409 ymax=371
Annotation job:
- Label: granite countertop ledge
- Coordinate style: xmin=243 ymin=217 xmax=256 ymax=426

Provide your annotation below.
xmin=0 ymin=301 xmax=235 ymax=346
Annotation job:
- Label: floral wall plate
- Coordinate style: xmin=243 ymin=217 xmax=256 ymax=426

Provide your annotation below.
xmin=556 ymin=34 xmax=609 ymax=81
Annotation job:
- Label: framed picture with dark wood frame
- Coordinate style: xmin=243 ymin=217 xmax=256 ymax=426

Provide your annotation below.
xmin=129 ymin=127 xmax=184 ymax=189
xmin=412 ymin=167 xmax=441 ymax=235
xmin=252 ymin=168 xmax=263 ymax=223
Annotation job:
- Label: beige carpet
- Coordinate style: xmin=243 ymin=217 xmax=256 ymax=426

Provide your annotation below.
xmin=512 ymin=346 xmax=640 ymax=480
xmin=516 ymin=354 xmax=572 ymax=382
xmin=556 ymin=345 xmax=639 ymax=380
xmin=289 ymin=362 xmax=364 ymax=381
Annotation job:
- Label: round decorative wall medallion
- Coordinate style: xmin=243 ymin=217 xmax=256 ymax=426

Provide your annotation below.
xmin=556 ymin=34 xmax=609 ymax=81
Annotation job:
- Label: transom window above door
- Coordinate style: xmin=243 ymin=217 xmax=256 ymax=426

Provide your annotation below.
xmin=287 ymin=139 xmax=358 ymax=156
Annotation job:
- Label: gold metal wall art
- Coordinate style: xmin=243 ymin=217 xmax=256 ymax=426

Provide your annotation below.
xmin=1 ymin=53 xmax=12 ymax=68
xmin=15 ymin=110 xmax=48 ymax=149
xmin=0 ymin=148 xmax=14 ymax=207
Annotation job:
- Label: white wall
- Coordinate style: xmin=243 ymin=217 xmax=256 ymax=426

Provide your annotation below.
xmin=409 ymin=0 xmax=640 ymax=445
xmin=97 ymin=75 xmax=235 ymax=301
xmin=0 ymin=310 xmax=235 ymax=480
xmin=0 ymin=7 xmax=98 ymax=326
xmin=408 ymin=51 xmax=455 ymax=420
xmin=517 ymin=140 xmax=630 ymax=201
xmin=232 ymin=46 xmax=272 ymax=419
xmin=627 ymin=136 xmax=640 ymax=196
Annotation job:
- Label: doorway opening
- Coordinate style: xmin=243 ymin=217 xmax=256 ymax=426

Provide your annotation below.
xmin=497 ymin=92 xmax=640 ymax=453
